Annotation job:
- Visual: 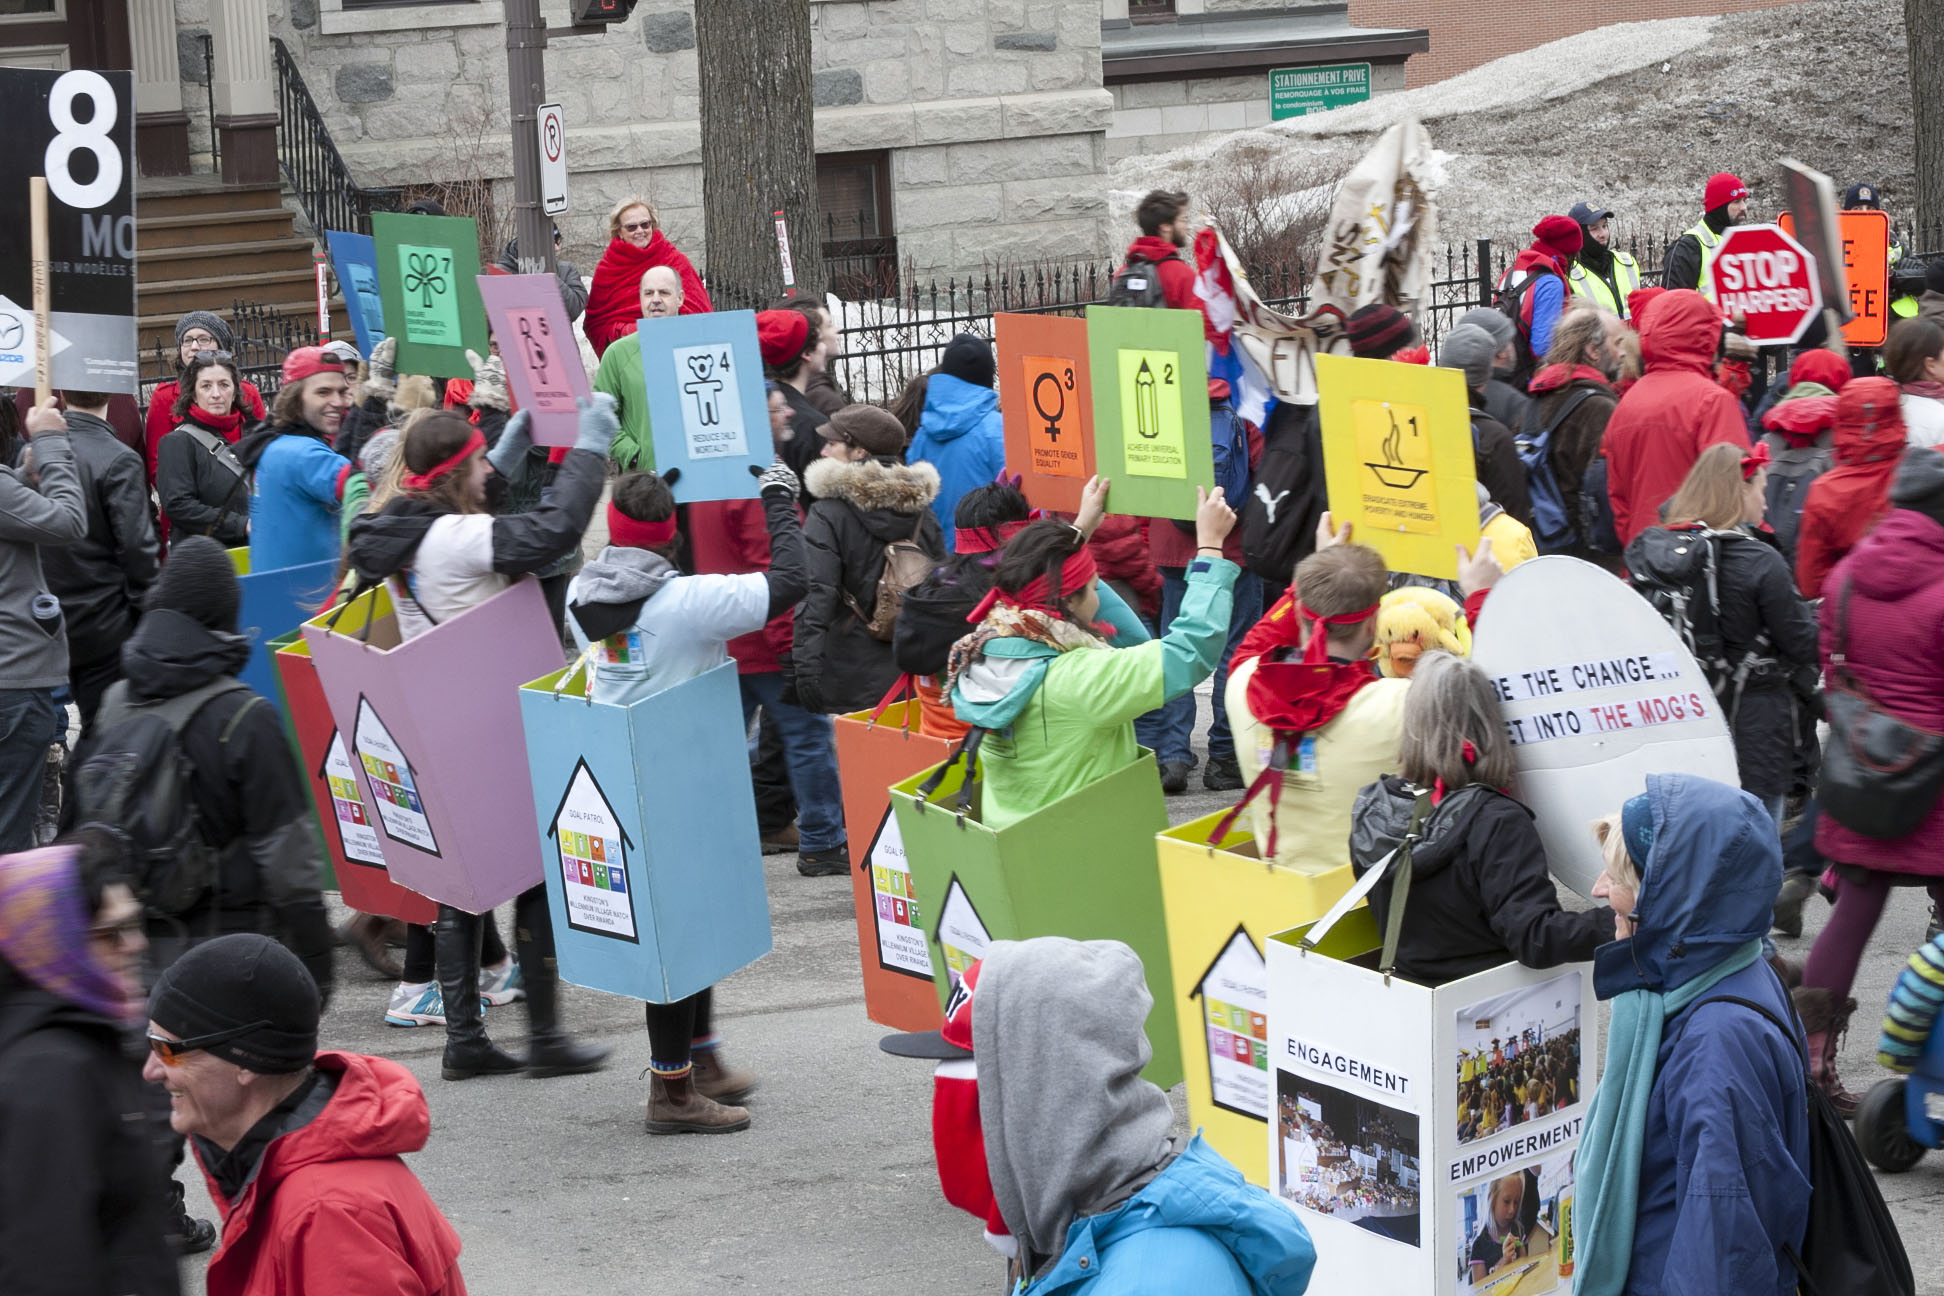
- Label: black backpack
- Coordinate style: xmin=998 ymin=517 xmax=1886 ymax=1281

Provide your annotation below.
xmin=1579 ymin=455 xmax=1623 ymax=555
xmin=1762 ymin=434 xmax=1833 ymax=564
xmin=1107 ymin=254 xmax=1169 ymax=310
xmin=1624 ymin=527 xmax=1776 ymax=719
xmin=1698 ymin=993 xmax=1915 ymax=1296
xmin=1238 ymin=403 xmax=1327 ymax=583
xmin=1516 ymin=389 xmax=1598 ymax=553
xmin=73 ymin=676 xmax=256 ymax=916
xmin=1492 ymin=265 xmax=1560 ymax=390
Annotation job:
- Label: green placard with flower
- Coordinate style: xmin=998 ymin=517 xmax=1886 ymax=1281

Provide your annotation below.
xmin=372 ymin=211 xmax=488 ymax=378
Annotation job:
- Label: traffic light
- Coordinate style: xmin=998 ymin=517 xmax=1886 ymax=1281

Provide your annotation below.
xmin=570 ymin=0 xmax=636 ymax=21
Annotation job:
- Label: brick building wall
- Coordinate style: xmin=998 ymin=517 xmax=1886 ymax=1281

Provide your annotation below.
xmin=1348 ymin=0 xmax=1809 ymax=86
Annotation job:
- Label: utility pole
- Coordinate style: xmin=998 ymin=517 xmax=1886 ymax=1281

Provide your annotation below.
xmin=504 ymin=0 xmax=554 ymax=275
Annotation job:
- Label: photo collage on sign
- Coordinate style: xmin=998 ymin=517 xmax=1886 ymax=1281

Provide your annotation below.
xmin=1454 ymin=1151 xmax=1575 ymax=1293
xmin=1275 ymin=1070 xmax=1423 ymax=1249
xmin=1455 ymin=973 xmax=1583 ymax=1147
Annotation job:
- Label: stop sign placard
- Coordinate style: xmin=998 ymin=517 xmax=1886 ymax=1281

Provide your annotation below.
xmin=1709 ymin=224 xmax=1823 ymax=345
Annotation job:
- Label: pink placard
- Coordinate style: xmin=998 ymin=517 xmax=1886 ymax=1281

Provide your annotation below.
xmin=304 ymin=578 xmax=568 ymax=913
xmin=477 ymin=273 xmax=591 ymax=447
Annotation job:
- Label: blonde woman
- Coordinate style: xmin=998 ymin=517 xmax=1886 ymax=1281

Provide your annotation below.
xmin=1622 ymin=442 xmax=1817 ymax=825
xmin=581 ymin=195 xmax=710 ymax=357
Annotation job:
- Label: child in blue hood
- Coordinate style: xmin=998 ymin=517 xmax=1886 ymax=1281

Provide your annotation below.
xmin=880 ymin=937 xmax=1315 ymax=1294
xmin=906 ymin=334 xmax=1006 ymax=548
xmin=1575 ymin=773 xmax=1810 ymax=1296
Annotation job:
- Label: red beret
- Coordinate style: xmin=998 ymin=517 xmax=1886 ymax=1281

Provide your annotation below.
xmin=757 ymin=309 xmax=810 ymax=369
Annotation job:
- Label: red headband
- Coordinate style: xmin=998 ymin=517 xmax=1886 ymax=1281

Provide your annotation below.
xmin=607 ymin=502 xmax=678 ymax=549
xmin=402 ymin=430 xmax=486 ymax=492
xmin=954 ymin=519 xmax=1031 ymax=555
xmin=1295 ymin=600 xmax=1382 ymax=665
xmin=1740 ymin=440 xmax=1772 ymax=480
xmin=967 ymin=546 xmax=1099 ymax=623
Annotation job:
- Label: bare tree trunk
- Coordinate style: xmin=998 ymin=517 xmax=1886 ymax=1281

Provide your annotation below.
xmin=694 ymin=0 xmax=826 ymax=308
xmin=1913 ymin=0 xmax=1944 ymax=233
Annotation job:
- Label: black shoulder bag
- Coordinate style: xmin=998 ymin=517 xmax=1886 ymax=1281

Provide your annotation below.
xmin=1819 ymin=576 xmax=1944 ymax=839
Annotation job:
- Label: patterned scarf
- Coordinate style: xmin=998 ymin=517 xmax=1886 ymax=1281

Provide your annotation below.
xmin=0 ymin=845 xmax=130 ymax=1023
xmin=943 ymin=604 xmax=1105 ymax=699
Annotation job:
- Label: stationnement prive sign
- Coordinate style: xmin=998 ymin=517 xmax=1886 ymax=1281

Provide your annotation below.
xmin=1269 ymin=62 xmax=1371 ymax=120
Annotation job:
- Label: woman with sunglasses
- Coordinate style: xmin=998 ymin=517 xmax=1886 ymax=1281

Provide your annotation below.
xmin=581 ymin=196 xmax=711 ymax=359
xmin=142 ymin=310 xmax=267 ymax=487
xmin=154 ymin=351 xmax=252 ymax=550
xmin=0 ymin=829 xmax=183 ymax=1288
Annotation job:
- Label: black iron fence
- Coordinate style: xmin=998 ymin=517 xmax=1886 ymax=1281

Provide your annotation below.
xmin=827 ymin=232 xmax=1674 ymax=406
xmin=139 ymin=300 xmax=311 ymax=414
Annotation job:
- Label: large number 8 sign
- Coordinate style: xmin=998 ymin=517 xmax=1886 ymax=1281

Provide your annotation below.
xmin=44 ymin=70 xmax=122 ymax=211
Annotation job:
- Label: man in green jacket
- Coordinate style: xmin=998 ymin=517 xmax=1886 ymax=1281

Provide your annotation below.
xmin=593 ymin=264 xmax=687 ymax=471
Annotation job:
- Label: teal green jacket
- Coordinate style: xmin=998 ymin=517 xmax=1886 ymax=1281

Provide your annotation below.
xmin=593 ymin=335 xmax=655 ymax=472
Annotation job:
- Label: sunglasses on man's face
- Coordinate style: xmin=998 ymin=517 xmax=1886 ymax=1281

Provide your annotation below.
xmin=146 ymin=1020 xmax=271 ymax=1067
xmin=621 ymin=220 xmax=654 ymax=233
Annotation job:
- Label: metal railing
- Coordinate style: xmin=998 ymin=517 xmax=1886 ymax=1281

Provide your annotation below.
xmin=827 ymin=233 xmax=1673 ymax=406
xmin=272 ymin=37 xmax=399 ymax=235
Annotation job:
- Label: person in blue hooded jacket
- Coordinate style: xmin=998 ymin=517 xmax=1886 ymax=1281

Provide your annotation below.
xmin=1574 ymin=773 xmax=1810 ymax=1296
xmin=905 ymin=334 xmax=1006 ymax=548
xmin=880 ymin=936 xmax=1315 ymax=1295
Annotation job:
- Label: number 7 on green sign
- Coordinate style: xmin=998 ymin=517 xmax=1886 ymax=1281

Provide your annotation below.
xmin=397 ymin=243 xmax=462 ymax=346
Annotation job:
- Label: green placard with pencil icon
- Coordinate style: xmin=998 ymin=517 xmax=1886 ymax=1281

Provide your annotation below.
xmin=1085 ymin=305 xmax=1212 ymax=519
xmin=372 ymin=211 xmax=489 ymax=379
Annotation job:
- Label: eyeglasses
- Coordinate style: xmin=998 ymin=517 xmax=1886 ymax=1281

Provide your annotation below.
xmin=189 ymin=349 xmax=236 ymax=363
xmin=621 ymin=220 xmax=654 ymax=233
xmin=146 ymin=1020 xmax=271 ymax=1067
xmin=88 ymin=915 xmax=142 ymax=946
xmin=180 ymin=334 xmax=219 ymax=349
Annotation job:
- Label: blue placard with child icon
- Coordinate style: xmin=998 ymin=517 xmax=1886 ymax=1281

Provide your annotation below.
xmin=638 ymin=309 xmax=769 ymax=504
xmin=324 ymin=230 xmax=386 ymax=359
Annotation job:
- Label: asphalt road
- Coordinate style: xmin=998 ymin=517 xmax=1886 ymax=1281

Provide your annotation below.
xmin=171 ymin=695 xmax=1944 ymax=1294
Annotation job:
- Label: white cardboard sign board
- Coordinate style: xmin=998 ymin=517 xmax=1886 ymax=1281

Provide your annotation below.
xmin=1266 ymin=915 xmax=1599 ymax=1296
xmin=1469 ymin=557 xmax=1740 ymax=897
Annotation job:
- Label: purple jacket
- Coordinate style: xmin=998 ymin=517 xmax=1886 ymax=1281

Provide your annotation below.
xmin=1816 ymin=488 xmax=1944 ymax=875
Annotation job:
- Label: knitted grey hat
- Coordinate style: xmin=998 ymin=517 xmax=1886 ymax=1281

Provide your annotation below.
xmin=1455 ymin=307 xmax=1515 ymax=352
xmin=174 ymin=311 xmax=233 ymax=352
xmin=1438 ymin=324 xmax=1498 ymax=393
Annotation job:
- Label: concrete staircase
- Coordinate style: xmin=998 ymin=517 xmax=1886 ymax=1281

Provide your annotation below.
xmin=135 ymin=175 xmax=327 ymax=363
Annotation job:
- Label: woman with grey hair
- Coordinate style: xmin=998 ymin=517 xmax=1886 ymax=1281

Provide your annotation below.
xmin=1346 ymin=650 xmax=1614 ymax=985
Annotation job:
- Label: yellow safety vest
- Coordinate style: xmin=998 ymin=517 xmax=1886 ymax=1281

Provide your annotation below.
xmin=1567 ymin=251 xmax=1643 ymax=317
xmin=1681 ymin=221 xmax=1723 ymax=297
xmin=1893 ymin=295 xmax=1919 ymax=319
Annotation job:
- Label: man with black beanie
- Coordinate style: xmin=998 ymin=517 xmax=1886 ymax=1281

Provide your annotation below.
xmin=143 ymin=934 xmax=466 ymax=1294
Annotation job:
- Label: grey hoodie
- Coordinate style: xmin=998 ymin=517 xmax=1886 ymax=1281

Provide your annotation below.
xmin=973 ymin=938 xmax=1176 ymax=1275
xmin=0 ymin=428 xmax=87 ymax=688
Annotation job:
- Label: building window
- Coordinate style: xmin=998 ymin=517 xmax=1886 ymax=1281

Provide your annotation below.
xmin=816 ymin=150 xmax=898 ymax=298
xmin=1128 ymin=0 xmax=1176 ymax=23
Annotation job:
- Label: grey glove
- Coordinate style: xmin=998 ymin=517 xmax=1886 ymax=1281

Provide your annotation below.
xmin=360 ymin=335 xmax=398 ymax=403
xmin=758 ymin=459 xmax=800 ymax=501
xmin=487 ymin=409 xmax=533 ymax=477
xmin=465 ymin=347 xmax=510 ymax=411
xmin=573 ymin=393 xmax=620 ymax=459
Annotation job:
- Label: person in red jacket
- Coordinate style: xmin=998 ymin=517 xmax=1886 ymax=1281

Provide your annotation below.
xmin=1600 ymin=289 xmax=1750 ymax=545
xmin=143 ymin=311 xmax=268 ymax=486
xmin=581 ymin=196 xmax=711 ymax=358
xmin=142 ymin=934 xmax=465 ymax=1295
xmin=1795 ymin=378 xmax=1909 ymax=598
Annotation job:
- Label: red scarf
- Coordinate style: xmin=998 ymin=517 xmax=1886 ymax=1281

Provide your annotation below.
xmin=184 ymin=404 xmax=246 ymax=441
xmin=582 ymin=233 xmax=714 ymax=356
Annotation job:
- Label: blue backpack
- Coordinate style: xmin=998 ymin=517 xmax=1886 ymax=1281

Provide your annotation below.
xmin=1210 ymin=403 xmax=1250 ymax=505
xmin=1515 ymin=389 xmax=1597 ymax=553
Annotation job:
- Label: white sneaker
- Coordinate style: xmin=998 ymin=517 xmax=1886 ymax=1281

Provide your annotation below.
xmin=385 ymin=980 xmax=445 ymax=1027
xmin=480 ymin=958 xmax=525 ymax=1007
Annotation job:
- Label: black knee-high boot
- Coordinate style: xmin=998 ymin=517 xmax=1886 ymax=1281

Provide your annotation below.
xmin=516 ymin=885 xmax=610 ymax=1077
xmin=436 ymin=905 xmax=521 ymax=1081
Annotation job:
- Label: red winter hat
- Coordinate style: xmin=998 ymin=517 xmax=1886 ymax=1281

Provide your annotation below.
xmin=1704 ymin=172 xmax=1750 ymax=212
xmin=1532 ymin=215 xmax=1583 ymax=258
xmin=757 ymin=309 xmax=810 ymax=369
xmin=281 ymin=345 xmax=345 ymax=385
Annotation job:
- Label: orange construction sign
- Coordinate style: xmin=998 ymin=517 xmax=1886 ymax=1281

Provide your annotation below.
xmin=996 ymin=312 xmax=1096 ymax=513
xmin=1780 ymin=208 xmax=1892 ymax=348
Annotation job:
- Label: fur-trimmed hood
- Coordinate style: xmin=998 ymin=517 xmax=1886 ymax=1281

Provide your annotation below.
xmin=803 ymin=456 xmax=940 ymax=516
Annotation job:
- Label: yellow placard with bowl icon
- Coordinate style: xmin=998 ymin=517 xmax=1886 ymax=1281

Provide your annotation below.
xmin=1317 ymin=352 xmax=1479 ymax=580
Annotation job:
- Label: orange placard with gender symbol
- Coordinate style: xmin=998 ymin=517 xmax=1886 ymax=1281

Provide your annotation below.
xmin=996 ymin=312 xmax=1096 ymax=513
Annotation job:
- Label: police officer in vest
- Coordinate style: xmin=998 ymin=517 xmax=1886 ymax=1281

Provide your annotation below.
xmin=1663 ymin=172 xmax=1750 ymax=295
xmin=1566 ymin=201 xmax=1642 ymax=319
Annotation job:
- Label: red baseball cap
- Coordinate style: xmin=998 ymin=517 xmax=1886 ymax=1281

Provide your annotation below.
xmin=1704 ymin=172 xmax=1750 ymax=212
xmin=281 ymin=345 xmax=346 ymax=385
xmin=879 ymin=959 xmax=980 ymax=1060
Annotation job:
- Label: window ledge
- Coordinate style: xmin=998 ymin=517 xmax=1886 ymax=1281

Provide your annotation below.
xmin=320 ymin=1 xmax=505 ymax=36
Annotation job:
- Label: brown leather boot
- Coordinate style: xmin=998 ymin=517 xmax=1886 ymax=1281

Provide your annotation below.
xmin=1797 ymin=985 xmax=1861 ymax=1118
xmin=691 ymin=1047 xmax=757 ymax=1104
xmin=339 ymin=913 xmax=405 ymax=980
xmin=645 ymin=1067 xmax=750 ymax=1134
